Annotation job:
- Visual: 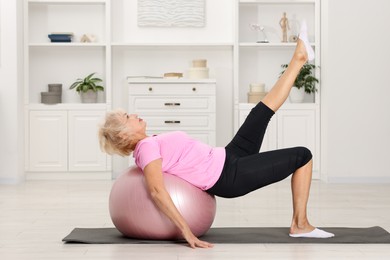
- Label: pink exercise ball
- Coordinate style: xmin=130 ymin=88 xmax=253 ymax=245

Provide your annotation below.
xmin=109 ymin=166 xmax=217 ymax=240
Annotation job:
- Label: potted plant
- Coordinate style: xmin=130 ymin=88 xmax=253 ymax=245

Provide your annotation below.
xmin=280 ymin=63 xmax=319 ymax=103
xmin=69 ymin=72 xmax=104 ymax=103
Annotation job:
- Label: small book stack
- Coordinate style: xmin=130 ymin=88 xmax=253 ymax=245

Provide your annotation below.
xmin=48 ymin=33 xmax=74 ymax=42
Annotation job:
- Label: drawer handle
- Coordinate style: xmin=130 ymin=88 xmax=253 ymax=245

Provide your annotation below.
xmin=164 ymin=120 xmax=181 ymax=124
xmin=192 ymin=87 xmax=197 ymax=91
xmin=164 ymin=102 xmax=181 ymax=106
xmin=148 ymin=87 xmax=153 ymax=91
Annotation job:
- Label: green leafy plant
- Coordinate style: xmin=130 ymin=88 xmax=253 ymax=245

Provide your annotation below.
xmin=69 ymin=73 xmax=104 ymax=93
xmin=280 ymin=63 xmax=319 ymax=94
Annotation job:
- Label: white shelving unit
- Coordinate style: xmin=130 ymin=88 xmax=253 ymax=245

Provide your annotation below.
xmin=235 ymin=0 xmax=320 ymax=106
xmin=24 ymin=0 xmax=235 ymax=180
xmin=25 ymin=0 xmax=111 ymax=105
xmin=234 ymin=0 xmax=321 ymax=177
xmin=23 ymin=0 xmax=322 ymax=179
xmin=24 ymin=0 xmax=112 ymax=180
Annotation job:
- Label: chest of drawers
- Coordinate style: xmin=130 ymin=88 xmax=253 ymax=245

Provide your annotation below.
xmin=128 ymin=79 xmax=216 ymax=146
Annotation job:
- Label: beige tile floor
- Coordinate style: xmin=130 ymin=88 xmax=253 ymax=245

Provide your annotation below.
xmin=1 ymin=179 xmax=390 ymax=259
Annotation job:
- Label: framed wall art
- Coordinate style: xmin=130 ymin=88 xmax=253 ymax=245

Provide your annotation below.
xmin=138 ymin=0 xmax=205 ymax=27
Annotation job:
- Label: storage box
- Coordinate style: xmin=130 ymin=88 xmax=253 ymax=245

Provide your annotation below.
xmin=48 ymin=83 xmax=62 ymax=93
xmin=248 ymin=92 xmax=267 ymax=103
xmin=188 ymin=67 xmax=209 ymax=79
xmin=41 ymin=92 xmax=62 ymax=104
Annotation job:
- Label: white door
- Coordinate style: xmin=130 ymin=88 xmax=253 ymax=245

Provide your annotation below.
xmin=29 ymin=110 xmax=68 ymax=171
xmin=277 ymin=109 xmax=318 ymax=170
xmin=68 ymin=110 xmax=107 ymax=171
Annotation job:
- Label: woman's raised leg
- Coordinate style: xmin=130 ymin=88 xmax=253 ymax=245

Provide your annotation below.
xmin=261 ymin=39 xmax=308 ymax=112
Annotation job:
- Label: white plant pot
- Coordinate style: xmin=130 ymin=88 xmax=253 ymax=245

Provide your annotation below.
xmin=289 ymin=87 xmax=305 ymax=103
xmin=80 ymin=90 xmax=98 ymax=103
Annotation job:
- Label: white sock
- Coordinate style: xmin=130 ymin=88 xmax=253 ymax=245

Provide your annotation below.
xmin=299 ymin=20 xmax=315 ymax=61
xmin=289 ymin=228 xmax=335 ymax=238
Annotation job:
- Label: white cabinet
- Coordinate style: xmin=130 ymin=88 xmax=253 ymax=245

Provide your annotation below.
xmin=27 ymin=108 xmax=110 ymax=179
xmin=128 ymin=79 xmax=217 ymax=146
xmin=234 ymin=0 xmax=321 ymax=176
xmin=24 ymin=0 xmax=112 ymax=179
xmin=68 ymin=110 xmax=107 ymax=171
xmin=277 ymin=108 xmax=318 ymax=171
xmin=277 ymin=109 xmax=315 ymax=151
xmin=29 ymin=110 xmax=68 ymax=172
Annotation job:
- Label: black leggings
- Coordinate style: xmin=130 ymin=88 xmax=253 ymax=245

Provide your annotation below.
xmin=207 ymin=102 xmax=312 ymax=198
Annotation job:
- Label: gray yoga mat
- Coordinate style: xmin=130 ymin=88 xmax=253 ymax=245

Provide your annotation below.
xmin=63 ymin=226 xmax=390 ymax=244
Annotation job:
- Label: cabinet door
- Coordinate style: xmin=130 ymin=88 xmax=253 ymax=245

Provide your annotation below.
xmin=29 ymin=111 xmax=67 ymax=172
xmin=277 ymin=109 xmax=318 ymax=170
xmin=68 ymin=110 xmax=107 ymax=171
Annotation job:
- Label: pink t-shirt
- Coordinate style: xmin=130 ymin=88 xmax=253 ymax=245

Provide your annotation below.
xmin=133 ymin=131 xmax=225 ymax=190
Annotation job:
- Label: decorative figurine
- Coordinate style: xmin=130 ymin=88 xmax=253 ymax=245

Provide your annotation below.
xmin=250 ymin=24 xmax=269 ymax=43
xmin=279 ymin=12 xmax=290 ymax=43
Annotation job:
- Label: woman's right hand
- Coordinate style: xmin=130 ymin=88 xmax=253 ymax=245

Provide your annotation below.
xmin=144 ymin=160 xmax=213 ymax=249
xmin=182 ymin=227 xmax=214 ymax=249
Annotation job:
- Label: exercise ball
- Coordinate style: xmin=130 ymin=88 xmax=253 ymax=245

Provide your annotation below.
xmin=109 ymin=166 xmax=217 ymax=240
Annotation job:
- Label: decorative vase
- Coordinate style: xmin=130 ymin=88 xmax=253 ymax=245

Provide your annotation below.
xmin=289 ymin=87 xmax=305 ymax=103
xmin=80 ymin=90 xmax=98 ymax=103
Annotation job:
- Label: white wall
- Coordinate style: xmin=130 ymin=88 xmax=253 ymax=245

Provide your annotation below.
xmin=0 ymin=0 xmax=24 ymax=183
xmin=321 ymin=0 xmax=390 ymax=182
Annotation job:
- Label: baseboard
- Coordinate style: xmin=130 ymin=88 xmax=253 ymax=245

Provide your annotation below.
xmin=25 ymin=171 xmax=112 ymax=181
xmin=0 ymin=176 xmax=25 ymax=184
xmin=326 ymin=176 xmax=390 ymax=184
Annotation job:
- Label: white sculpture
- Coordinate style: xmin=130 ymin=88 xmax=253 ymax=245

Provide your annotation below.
xmin=250 ymin=24 xmax=269 ymax=43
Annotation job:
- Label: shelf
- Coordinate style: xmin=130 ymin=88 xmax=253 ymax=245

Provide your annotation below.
xmin=239 ymin=102 xmax=318 ymax=110
xmin=111 ymin=42 xmax=233 ymax=50
xmin=28 ymin=103 xmax=108 ymax=110
xmin=29 ymin=43 xmax=106 ymax=47
xmin=239 ymin=42 xmax=315 ymax=48
xmin=29 ymin=43 xmax=106 ymax=48
xmin=28 ymin=0 xmax=106 ymax=5
xmin=127 ymin=78 xmax=217 ymax=84
xmin=239 ymin=0 xmax=315 ymax=4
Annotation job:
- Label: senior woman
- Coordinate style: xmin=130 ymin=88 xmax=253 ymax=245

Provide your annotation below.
xmin=98 ymin=23 xmax=334 ymax=248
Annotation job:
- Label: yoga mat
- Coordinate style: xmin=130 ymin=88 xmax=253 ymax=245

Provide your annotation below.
xmin=63 ymin=226 xmax=390 ymax=244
